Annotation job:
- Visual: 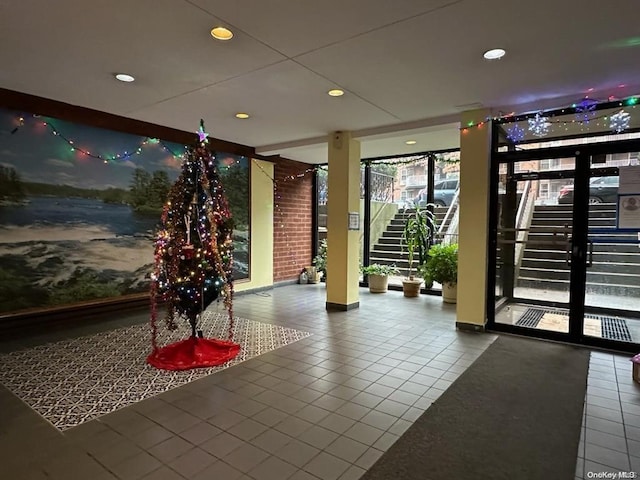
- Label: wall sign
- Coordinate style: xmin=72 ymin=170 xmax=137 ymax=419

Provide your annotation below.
xmin=348 ymin=212 xmax=360 ymax=230
xmin=617 ymin=166 xmax=640 ymax=230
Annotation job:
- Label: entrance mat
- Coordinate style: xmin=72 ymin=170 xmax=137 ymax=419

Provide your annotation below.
xmin=515 ymin=307 xmax=633 ymax=342
xmin=0 ymin=311 xmax=311 ymax=430
xmin=361 ymin=335 xmax=589 ymax=480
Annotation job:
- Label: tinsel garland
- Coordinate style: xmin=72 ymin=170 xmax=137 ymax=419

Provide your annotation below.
xmin=150 ymin=142 xmax=235 ymax=351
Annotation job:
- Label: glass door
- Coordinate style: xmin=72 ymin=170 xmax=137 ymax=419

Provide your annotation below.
xmin=494 ymin=162 xmax=577 ymax=336
xmin=583 ymin=158 xmax=640 ymax=347
xmin=490 ymin=142 xmax=640 ymax=351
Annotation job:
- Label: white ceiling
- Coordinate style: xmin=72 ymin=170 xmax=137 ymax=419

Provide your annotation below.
xmin=1 ymin=0 xmax=639 ymax=163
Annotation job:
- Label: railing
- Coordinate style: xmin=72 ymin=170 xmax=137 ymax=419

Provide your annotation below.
xmin=405 ymin=175 xmax=428 ymax=187
xmin=362 ymin=171 xmax=395 ymax=203
xmin=514 ymin=180 xmax=536 ymax=279
xmin=438 ymin=188 xmax=459 ymax=236
xmin=318 ymin=171 xmax=395 ymax=206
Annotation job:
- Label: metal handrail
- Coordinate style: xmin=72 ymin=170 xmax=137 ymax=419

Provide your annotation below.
xmin=438 ymin=188 xmax=460 ymax=235
xmin=515 ymin=180 xmax=532 ymax=228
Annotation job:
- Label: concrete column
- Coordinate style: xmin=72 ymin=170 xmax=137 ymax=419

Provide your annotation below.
xmin=456 ymin=109 xmax=492 ymax=330
xmin=326 ymin=131 xmax=360 ymax=310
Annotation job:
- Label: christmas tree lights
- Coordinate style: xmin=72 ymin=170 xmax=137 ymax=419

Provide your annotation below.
xmin=148 ymin=120 xmax=239 ymax=371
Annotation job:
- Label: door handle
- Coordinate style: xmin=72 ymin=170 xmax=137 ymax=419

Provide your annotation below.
xmin=566 ymin=242 xmax=574 ymax=266
xmin=566 ymin=241 xmax=593 ymax=267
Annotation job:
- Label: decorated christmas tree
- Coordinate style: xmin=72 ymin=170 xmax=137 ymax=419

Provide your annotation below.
xmin=147 ymin=120 xmax=240 ymax=370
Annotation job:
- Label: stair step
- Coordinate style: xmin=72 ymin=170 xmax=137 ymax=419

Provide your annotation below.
xmin=377 ymin=237 xmax=402 ymax=245
xmin=521 ymin=258 xmax=640 ymax=274
xmin=521 ymin=249 xmax=640 ymax=262
xmin=530 ymin=218 xmax=615 ymax=227
xmin=520 ymin=266 xmax=640 ymax=284
xmin=518 ymin=277 xmax=640 ymax=296
xmin=523 ymin=243 xmax=640 ymax=254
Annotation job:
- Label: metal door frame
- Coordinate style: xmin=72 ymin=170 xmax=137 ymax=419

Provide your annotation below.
xmin=487 ymin=136 xmax=640 ymax=352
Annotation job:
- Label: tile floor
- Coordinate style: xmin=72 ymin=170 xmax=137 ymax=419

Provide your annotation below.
xmin=0 ymin=284 xmax=638 ymax=480
xmin=578 ymin=351 xmax=640 ymax=480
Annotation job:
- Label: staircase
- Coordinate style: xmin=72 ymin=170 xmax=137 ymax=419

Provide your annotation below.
xmin=518 ymin=203 xmax=640 ymax=296
xmin=369 ymin=206 xmax=450 ymax=277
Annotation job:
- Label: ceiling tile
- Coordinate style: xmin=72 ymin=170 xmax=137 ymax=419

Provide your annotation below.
xmin=128 ymin=60 xmax=399 ymax=146
xmin=191 ymin=0 xmax=454 ymax=57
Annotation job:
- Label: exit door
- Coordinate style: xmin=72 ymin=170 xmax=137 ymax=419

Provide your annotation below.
xmin=489 ymin=143 xmax=640 ymax=352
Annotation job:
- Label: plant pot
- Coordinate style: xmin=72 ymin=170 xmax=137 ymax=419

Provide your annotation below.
xmin=368 ymin=274 xmax=388 ymax=293
xmin=306 ymin=266 xmax=320 ymax=284
xmin=442 ymin=282 xmax=457 ymax=304
xmin=402 ymin=278 xmax=422 ymax=297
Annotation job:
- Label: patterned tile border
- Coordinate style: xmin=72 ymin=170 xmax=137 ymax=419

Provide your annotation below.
xmin=0 ymin=311 xmax=311 ymax=430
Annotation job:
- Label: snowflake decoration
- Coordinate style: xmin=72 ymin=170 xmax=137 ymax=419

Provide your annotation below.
xmin=528 ymin=112 xmax=550 ymax=137
xmin=609 ymin=110 xmax=630 ymax=133
xmin=574 ymin=97 xmax=598 ymax=124
xmin=506 ymin=123 xmax=525 ymax=142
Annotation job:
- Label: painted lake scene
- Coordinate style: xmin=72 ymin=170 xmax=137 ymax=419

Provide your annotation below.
xmin=0 ymin=109 xmax=249 ymax=315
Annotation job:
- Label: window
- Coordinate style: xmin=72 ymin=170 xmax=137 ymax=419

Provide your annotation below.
xmin=539 ymin=182 xmax=549 ymax=199
xmin=608 ymin=152 xmax=634 ymax=167
xmin=540 ymin=159 xmax=560 ymax=170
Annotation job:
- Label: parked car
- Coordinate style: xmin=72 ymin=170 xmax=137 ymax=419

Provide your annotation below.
xmin=414 ymin=179 xmax=459 ymax=207
xmin=557 ymin=176 xmax=619 ymax=204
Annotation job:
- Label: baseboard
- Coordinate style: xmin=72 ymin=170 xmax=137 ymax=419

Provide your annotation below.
xmin=456 ymin=321 xmax=486 ymax=333
xmin=326 ymin=301 xmax=360 ymax=311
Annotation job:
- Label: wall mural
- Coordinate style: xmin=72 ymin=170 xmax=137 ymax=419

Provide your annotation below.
xmin=0 ymin=108 xmax=249 ymax=315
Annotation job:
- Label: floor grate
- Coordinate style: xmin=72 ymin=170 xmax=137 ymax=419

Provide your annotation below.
xmin=600 ymin=316 xmax=633 ymax=342
xmin=515 ymin=308 xmax=633 ymax=342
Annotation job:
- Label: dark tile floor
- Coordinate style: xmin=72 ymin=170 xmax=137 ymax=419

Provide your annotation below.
xmin=2 ymin=284 xmax=635 ymax=480
xmin=2 ymin=285 xmax=493 ymax=480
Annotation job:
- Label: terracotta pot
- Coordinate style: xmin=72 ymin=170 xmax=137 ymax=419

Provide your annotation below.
xmin=368 ymin=274 xmax=389 ymax=293
xmin=402 ymin=278 xmax=422 ymax=297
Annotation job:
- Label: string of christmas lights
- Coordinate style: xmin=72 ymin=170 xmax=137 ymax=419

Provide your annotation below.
xmin=252 ymin=159 xmax=317 ymax=272
xmin=363 ymin=153 xmax=451 ymax=166
xmin=460 ymin=95 xmax=639 ymax=137
xmin=151 ymin=125 xmax=235 ymax=346
xmin=4 ymin=113 xmax=187 ymax=164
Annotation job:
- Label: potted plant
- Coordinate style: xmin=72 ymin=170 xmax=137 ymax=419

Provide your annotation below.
xmin=313 ymin=239 xmax=327 ymax=282
xmin=401 ymin=205 xmax=437 ymax=297
xmin=361 ymin=263 xmax=399 ymax=293
xmin=305 ymin=265 xmax=321 ymax=284
xmin=423 ymin=243 xmax=458 ymax=303
xmin=417 ymin=262 xmax=434 ymax=290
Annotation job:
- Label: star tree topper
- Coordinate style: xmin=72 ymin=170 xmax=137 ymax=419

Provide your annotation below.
xmin=197 ymin=119 xmax=209 ymax=143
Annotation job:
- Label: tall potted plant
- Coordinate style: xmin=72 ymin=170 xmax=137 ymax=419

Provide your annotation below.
xmin=401 ymin=205 xmax=437 ymax=297
xmin=361 ymin=263 xmax=399 ymax=293
xmin=423 ymin=243 xmax=458 ymax=303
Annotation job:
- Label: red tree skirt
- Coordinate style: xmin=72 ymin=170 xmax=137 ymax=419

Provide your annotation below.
xmin=147 ymin=337 xmax=241 ymax=371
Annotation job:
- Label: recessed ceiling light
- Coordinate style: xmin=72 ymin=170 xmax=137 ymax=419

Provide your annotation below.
xmin=405 ymin=140 xmax=417 ymax=145
xmin=115 ymin=73 xmax=135 ymax=83
xmin=483 ymin=48 xmax=506 ymax=60
xmin=235 ymin=113 xmax=250 ymax=119
xmin=328 ymin=89 xmax=344 ymax=97
xmin=211 ymin=27 xmax=233 ymax=41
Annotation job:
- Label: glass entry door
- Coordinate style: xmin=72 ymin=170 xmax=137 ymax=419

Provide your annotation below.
xmin=495 ymin=166 xmax=577 ymax=336
xmin=490 ymin=143 xmax=640 ymax=351
xmin=583 ymin=169 xmax=640 ymax=346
